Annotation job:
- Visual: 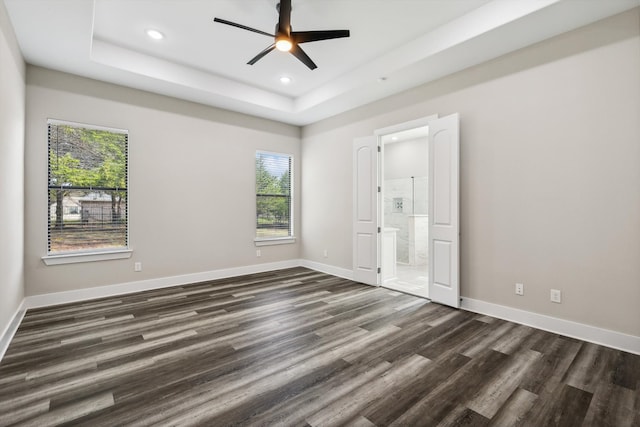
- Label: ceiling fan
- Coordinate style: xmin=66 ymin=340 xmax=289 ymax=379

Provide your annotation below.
xmin=213 ymin=0 xmax=350 ymax=70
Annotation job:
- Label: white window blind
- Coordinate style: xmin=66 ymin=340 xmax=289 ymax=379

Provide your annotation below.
xmin=47 ymin=120 xmax=128 ymax=254
xmin=256 ymin=151 xmax=292 ymax=239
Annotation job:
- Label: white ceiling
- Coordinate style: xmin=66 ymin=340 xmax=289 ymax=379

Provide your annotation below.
xmin=4 ymin=0 xmax=639 ymax=125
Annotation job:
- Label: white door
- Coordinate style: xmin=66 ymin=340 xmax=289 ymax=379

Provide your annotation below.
xmin=352 ymin=136 xmax=379 ymax=285
xmin=428 ymin=113 xmax=460 ymax=307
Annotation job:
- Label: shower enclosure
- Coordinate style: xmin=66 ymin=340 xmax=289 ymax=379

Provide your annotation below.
xmin=382 ymin=176 xmax=428 ymax=295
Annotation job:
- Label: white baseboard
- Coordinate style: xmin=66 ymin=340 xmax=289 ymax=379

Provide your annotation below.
xmin=461 ymin=297 xmax=640 ymax=356
xmin=300 ymin=259 xmax=354 ymax=281
xmin=0 ymin=300 xmax=27 ymax=361
xmin=24 ymin=259 xmax=302 ymax=309
xmin=5 ymin=261 xmax=638 ymax=361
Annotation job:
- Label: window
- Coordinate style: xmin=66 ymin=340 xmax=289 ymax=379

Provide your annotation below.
xmin=47 ymin=120 xmax=128 ymax=255
xmin=255 ymin=151 xmax=293 ymax=241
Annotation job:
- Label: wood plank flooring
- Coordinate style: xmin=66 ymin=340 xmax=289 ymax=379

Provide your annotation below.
xmin=0 ymin=267 xmax=638 ymax=426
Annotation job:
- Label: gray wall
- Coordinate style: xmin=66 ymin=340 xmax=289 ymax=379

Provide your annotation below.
xmin=384 ymin=138 xmax=428 ymax=180
xmin=0 ymin=2 xmax=25 ymax=336
xmin=301 ymin=9 xmax=640 ymax=336
xmin=24 ymin=67 xmax=301 ymax=296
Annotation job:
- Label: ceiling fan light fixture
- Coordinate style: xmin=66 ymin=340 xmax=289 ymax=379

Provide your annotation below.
xmin=275 ymin=36 xmax=293 ymax=52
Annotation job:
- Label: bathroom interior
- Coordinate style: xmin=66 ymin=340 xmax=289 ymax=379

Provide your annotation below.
xmin=381 ymin=126 xmax=429 ymax=298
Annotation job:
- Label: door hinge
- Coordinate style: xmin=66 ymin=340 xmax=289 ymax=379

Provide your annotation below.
xmin=377 ymin=267 xmax=381 ymax=274
xmin=377 ymin=227 xmax=381 ymax=233
xmin=378 ymin=186 xmax=381 ymax=193
xmin=377 ymin=145 xmax=381 ymax=152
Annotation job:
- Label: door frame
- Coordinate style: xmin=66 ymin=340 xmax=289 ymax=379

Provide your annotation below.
xmin=354 ymin=114 xmax=459 ymax=307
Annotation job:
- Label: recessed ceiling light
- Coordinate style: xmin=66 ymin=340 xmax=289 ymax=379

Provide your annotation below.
xmin=146 ymin=29 xmax=164 ymax=40
xmin=279 ymin=76 xmax=292 ymax=84
xmin=391 ymin=136 xmax=398 ymax=141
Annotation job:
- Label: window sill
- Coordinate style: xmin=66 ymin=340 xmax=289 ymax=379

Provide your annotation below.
xmin=42 ymin=249 xmax=133 ymax=266
xmin=254 ymin=237 xmax=296 ymax=247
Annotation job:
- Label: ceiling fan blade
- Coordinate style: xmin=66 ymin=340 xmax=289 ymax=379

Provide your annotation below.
xmin=290 ymin=44 xmax=317 ymax=70
xmin=213 ymin=18 xmax=274 ymax=38
xmin=248 ymin=44 xmax=276 ymax=65
xmin=292 ymin=30 xmax=350 ymax=44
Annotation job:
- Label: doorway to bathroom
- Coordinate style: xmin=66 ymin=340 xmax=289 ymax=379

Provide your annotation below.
xmin=353 ymin=113 xmax=459 ymax=307
xmin=380 ymin=126 xmax=429 ymax=298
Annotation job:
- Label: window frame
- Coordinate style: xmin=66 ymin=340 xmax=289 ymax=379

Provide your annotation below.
xmin=254 ymin=150 xmax=295 ymax=246
xmin=42 ymin=119 xmax=132 ymax=265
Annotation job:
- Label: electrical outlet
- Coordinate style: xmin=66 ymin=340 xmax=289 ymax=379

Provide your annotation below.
xmin=515 ymin=283 xmax=524 ymax=296
xmin=550 ymin=289 xmax=562 ymax=303
xmin=256 ymin=249 xmax=261 ymax=257
xmin=134 ymin=262 xmax=142 ymax=272
xmin=323 ymin=249 xmax=328 ymax=258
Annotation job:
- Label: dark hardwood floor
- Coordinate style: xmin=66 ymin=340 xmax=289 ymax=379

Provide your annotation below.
xmin=0 ymin=267 xmax=638 ymax=426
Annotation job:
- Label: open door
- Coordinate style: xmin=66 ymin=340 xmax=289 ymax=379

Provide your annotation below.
xmin=428 ymin=113 xmax=460 ymax=307
xmin=352 ymin=136 xmax=379 ymax=285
